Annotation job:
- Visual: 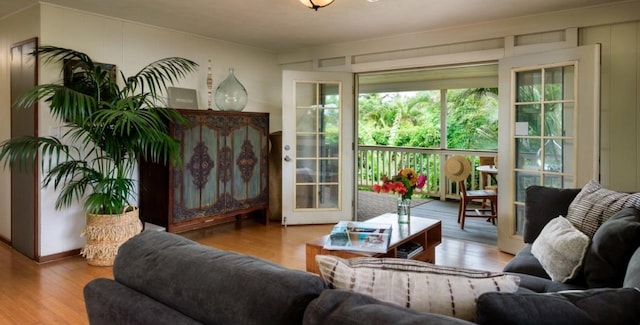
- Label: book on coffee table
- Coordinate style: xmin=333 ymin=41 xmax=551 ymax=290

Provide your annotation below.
xmin=397 ymin=241 xmax=424 ymax=259
xmin=323 ymin=221 xmax=392 ymax=253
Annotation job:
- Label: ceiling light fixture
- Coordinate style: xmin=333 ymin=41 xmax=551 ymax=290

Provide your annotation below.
xmin=300 ymin=0 xmax=335 ymax=11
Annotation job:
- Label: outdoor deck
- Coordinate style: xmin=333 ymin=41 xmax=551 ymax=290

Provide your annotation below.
xmin=357 ymin=191 xmax=497 ymax=246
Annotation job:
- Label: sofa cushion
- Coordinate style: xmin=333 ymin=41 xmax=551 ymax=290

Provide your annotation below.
xmin=513 ymin=273 xmax=586 ymax=293
xmin=503 ymin=245 xmax=551 ymax=279
xmin=315 ymin=255 xmax=519 ymax=322
xmin=566 ymin=180 xmax=640 ymax=238
xmin=113 ymin=231 xmax=328 ymax=325
xmin=624 ymin=247 xmax=640 ymax=288
xmin=476 ymin=288 xmax=640 ymax=325
xmin=531 ymin=216 xmax=590 ymax=282
xmin=584 ymin=207 xmax=640 ymax=288
xmin=503 ymin=245 xmax=586 ymax=293
xmin=303 ymin=289 xmax=474 ymax=325
xmin=523 ymin=186 xmax=581 ymax=243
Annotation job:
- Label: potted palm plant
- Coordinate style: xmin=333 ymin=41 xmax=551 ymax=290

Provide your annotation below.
xmin=0 ymin=46 xmax=198 ymax=266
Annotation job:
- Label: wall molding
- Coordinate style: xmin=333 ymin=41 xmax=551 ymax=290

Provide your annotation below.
xmin=278 ymin=1 xmax=640 ymax=65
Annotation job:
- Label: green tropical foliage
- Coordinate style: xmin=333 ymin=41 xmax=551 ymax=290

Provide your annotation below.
xmin=446 ymin=88 xmax=499 ymax=150
xmin=359 ymin=88 xmax=498 ymax=149
xmin=0 ymin=46 xmax=198 ymax=215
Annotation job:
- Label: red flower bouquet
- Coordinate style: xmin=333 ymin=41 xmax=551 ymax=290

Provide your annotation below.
xmin=372 ymin=167 xmax=426 ymax=200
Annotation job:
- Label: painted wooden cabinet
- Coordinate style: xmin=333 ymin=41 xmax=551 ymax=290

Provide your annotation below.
xmin=140 ymin=109 xmax=269 ymax=233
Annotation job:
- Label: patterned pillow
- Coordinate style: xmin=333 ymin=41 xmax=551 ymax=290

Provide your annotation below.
xmin=531 ymin=216 xmax=590 ymax=282
xmin=315 ymin=255 xmax=520 ymax=322
xmin=566 ymin=180 xmax=640 ymax=238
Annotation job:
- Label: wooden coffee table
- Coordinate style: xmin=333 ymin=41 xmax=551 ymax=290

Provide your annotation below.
xmin=305 ymin=213 xmax=442 ymax=274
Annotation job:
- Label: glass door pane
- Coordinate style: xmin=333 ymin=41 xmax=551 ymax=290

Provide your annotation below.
xmin=295 ymin=82 xmax=341 ymax=210
xmin=513 ymin=64 xmax=576 ymax=235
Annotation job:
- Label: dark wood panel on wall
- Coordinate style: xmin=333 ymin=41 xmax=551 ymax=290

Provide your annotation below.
xmin=140 ymin=109 xmax=270 ymax=233
xmin=10 ymin=37 xmax=38 ymax=260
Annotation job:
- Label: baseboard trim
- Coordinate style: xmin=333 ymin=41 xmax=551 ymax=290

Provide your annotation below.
xmin=0 ymin=235 xmax=10 ymax=246
xmin=37 ymin=249 xmax=81 ymax=263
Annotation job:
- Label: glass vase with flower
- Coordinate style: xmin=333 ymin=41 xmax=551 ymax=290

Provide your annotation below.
xmin=372 ymin=167 xmax=427 ymax=224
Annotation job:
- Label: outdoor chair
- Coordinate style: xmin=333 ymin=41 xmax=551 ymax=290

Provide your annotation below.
xmin=479 ymin=156 xmax=498 ymax=208
xmin=457 ymin=180 xmax=497 ymax=229
xmin=444 ymin=155 xmax=498 ymax=230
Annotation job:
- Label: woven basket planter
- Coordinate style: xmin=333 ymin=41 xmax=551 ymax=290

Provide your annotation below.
xmin=81 ymin=207 xmax=142 ymax=266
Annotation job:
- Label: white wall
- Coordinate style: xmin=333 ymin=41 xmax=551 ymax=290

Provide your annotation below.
xmin=581 ymin=22 xmax=640 ymax=191
xmin=0 ymin=5 xmax=40 ymax=242
xmin=0 ymin=4 xmax=281 ymax=257
xmin=40 ymin=4 xmax=282 ymax=128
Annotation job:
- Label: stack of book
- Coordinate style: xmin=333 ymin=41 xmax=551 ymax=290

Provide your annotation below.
xmin=323 ymin=221 xmax=392 ymax=253
xmin=397 ymin=241 xmax=423 ymax=259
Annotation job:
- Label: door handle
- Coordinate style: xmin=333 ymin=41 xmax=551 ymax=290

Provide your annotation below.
xmin=284 ymin=156 xmax=291 ymax=162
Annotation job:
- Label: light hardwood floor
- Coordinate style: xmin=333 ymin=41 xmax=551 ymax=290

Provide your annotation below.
xmin=0 ymin=219 xmax=513 ymax=324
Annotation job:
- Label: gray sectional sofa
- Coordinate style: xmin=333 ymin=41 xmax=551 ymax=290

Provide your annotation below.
xmin=503 ymin=185 xmax=640 ymax=292
xmin=83 ymin=230 xmax=472 ymax=325
xmin=478 ymin=185 xmax=640 ymax=324
xmin=84 ymin=185 xmax=640 ymax=325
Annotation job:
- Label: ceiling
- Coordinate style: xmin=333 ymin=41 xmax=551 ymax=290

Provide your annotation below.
xmin=0 ymin=0 xmax=628 ymax=52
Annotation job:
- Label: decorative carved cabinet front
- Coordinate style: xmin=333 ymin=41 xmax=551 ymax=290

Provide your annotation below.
xmin=140 ymin=110 xmax=269 ymax=232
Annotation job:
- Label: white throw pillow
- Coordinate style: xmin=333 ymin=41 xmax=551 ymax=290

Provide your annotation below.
xmin=315 ymin=255 xmax=520 ymax=322
xmin=566 ymin=179 xmax=640 ymax=238
xmin=531 ymin=216 xmax=590 ymax=282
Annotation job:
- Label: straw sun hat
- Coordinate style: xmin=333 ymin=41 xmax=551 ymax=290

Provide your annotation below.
xmin=445 ymin=156 xmax=471 ymax=182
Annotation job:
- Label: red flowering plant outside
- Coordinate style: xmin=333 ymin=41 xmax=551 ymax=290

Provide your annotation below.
xmin=372 ymin=167 xmax=427 ymax=200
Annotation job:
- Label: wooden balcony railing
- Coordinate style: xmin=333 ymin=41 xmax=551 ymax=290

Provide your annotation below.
xmin=357 ymin=145 xmax=497 ymax=201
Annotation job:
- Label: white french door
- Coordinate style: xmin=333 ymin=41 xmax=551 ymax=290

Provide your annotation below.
xmin=497 ymin=45 xmax=600 ymax=254
xmin=281 ymin=71 xmax=354 ymax=225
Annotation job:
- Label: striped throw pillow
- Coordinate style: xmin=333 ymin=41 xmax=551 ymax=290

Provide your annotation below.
xmin=315 ymin=255 xmax=520 ymax=322
xmin=566 ymin=180 xmax=640 ymax=238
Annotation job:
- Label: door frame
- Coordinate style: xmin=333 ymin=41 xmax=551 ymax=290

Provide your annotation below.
xmin=497 ymin=44 xmax=600 ymax=254
xmin=281 ymin=70 xmax=355 ymax=225
xmin=9 ymin=37 xmax=39 ymax=259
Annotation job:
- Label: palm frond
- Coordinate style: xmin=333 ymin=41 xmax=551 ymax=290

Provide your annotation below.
xmin=123 ymin=57 xmax=198 ymax=98
xmin=49 ymin=86 xmax=99 ymax=122
xmin=35 ymin=46 xmax=95 ymax=68
xmin=47 ymin=164 xmax=98 ymax=209
xmin=42 ymin=160 xmax=93 ymax=190
xmin=0 ymin=136 xmax=75 ymax=171
xmin=84 ymin=177 xmax=136 ymax=214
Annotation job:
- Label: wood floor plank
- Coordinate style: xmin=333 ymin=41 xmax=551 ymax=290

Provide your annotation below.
xmin=0 ymin=218 xmax=513 ymax=324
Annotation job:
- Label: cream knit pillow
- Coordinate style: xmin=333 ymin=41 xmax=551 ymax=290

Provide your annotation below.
xmin=531 ymin=216 xmax=590 ymax=282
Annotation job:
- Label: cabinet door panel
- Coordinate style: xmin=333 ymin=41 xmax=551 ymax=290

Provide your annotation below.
xmin=200 ymin=125 xmax=220 ymax=207
xmin=173 ymin=116 xmax=224 ymax=221
xmin=229 ymin=117 xmax=267 ymax=205
xmin=236 ymin=125 xmax=262 ymax=200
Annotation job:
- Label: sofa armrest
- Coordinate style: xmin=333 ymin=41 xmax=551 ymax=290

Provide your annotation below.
xmin=84 ymin=278 xmax=201 ymax=325
xmin=113 ymin=231 xmax=327 ymax=325
xmin=523 ymin=186 xmax=581 ymax=243
xmin=476 ymin=288 xmax=640 ymax=325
